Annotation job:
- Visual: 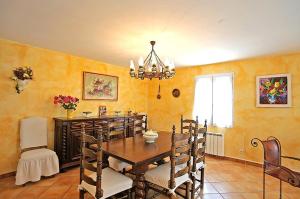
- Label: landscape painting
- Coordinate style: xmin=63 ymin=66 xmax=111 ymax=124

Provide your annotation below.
xmin=83 ymin=72 xmax=118 ymax=100
xmin=256 ymin=74 xmax=291 ymax=107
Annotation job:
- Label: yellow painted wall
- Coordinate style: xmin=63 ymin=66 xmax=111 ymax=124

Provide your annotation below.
xmin=147 ymin=54 xmax=300 ymax=168
xmin=1 ymin=37 xmax=300 ymax=175
xmin=0 ymin=39 xmax=148 ymax=175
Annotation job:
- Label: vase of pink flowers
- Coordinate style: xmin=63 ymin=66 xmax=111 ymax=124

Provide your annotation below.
xmin=54 ymin=95 xmax=79 ymax=118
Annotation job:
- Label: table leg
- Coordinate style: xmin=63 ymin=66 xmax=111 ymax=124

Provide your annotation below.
xmin=133 ymin=165 xmax=147 ymax=199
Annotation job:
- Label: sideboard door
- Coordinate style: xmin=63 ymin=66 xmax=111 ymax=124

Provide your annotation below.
xmin=69 ymin=121 xmax=94 ymax=161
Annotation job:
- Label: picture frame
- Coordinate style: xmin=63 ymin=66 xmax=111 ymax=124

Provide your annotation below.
xmin=98 ymin=105 xmax=107 ymax=116
xmin=256 ymin=73 xmax=291 ymax=107
xmin=83 ymin=72 xmax=118 ymax=100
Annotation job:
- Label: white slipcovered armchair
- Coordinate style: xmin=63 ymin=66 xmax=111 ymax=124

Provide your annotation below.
xmin=15 ymin=117 xmax=59 ymax=185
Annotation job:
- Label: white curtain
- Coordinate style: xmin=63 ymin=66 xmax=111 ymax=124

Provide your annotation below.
xmin=193 ymin=76 xmax=212 ymax=125
xmin=193 ymin=73 xmax=233 ymax=128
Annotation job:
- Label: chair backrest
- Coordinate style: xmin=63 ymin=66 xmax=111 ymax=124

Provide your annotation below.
xmin=251 ymin=136 xmax=281 ymax=169
xmin=80 ymin=122 xmax=103 ymax=198
xmin=133 ymin=115 xmax=147 ymax=136
xmin=192 ymin=120 xmax=207 ymax=172
xmin=107 ymin=117 xmax=126 ymax=140
xmin=20 ymin=117 xmax=48 ymax=150
xmin=169 ymin=125 xmax=192 ymax=189
xmin=262 ymin=137 xmax=281 ymax=168
xmin=180 ymin=115 xmax=198 ymax=134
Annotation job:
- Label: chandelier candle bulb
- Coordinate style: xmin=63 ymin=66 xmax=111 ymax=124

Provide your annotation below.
xmin=164 ymin=58 xmax=170 ymax=66
xmin=130 ymin=60 xmax=135 ymax=69
xmin=151 ymin=58 xmax=157 ymax=65
xmin=138 ymin=57 xmax=144 ymax=66
xmin=170 ymin=60 xmax=175 ymax=69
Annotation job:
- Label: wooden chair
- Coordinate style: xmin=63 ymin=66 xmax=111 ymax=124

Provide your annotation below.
xmin=106 ymin=117 xmax=127 ymax=140
xmin=79 ymin=123 xmax=133 ymax=199
xmin=181 ymin=115 xmax=198 ymax=135
xmin=132 ymin=114 xmax=147 ymax=136
xmin=191 ymin=121 xmax=207 ymax=198
xmin=145 ymin=125 xmax=193 ymax=199
xmin=251 ymin=136 xmax=300 ymax=199
xmin=106 ymin=118 xmax=132 ymax=172
xmin=15 ymin=117 xmax=59 ymax=185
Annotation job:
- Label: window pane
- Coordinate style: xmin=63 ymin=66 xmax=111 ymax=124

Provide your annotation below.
xmin=193 ymin=76 xmax=213 ymax=125
xmin=212 ymin=75 xmax=233 ymax=127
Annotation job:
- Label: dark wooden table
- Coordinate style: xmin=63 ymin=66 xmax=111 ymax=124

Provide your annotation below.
xmin=103 ymin=132 xmax=172 ymax=199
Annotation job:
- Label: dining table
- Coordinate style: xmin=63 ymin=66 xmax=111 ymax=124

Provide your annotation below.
xmin=102 ymin=131 xmax=172 ymax=199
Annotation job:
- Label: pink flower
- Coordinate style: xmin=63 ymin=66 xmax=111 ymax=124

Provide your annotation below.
xmin=63 ymin=96 xmax=70 ymax=103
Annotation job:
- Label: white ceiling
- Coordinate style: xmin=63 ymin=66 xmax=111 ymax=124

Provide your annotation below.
xmin=1 ymin=0 xmax=300 ymax=67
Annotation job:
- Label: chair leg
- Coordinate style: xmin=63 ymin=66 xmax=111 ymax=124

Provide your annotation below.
xmin=279 ymin=179 xmax=282 ymax=199
xmin=200 ymin=168 xmax=205 ymax=188
xmin=186 ymin=181 xmax=191 ymax=199
xmin=79 ymin=189 xmax=85 ymax=199
xmin=263 ymin=172 xmax=266 ymax=199
xmin=191 ymin=176 xmax=196 ymax=199
xmin=145 ymin=184 xmax=149 ymax=198
xmin=127 ymin=189 xmax=132 ymax=199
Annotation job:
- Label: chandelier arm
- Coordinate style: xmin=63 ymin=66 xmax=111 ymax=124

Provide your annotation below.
xmin=143 ymin=51 xmax=152 ymax=65
xmin=144 ymin=54 xmax=152 ymax=69
xmin=152 ymin=51 xmax=166 ymax=72
xmin=153 ymin=51 xmax=166 ymax=67
xmin=148 ymin=49 xmax=154 ymax=62
xmin=145 ymin=50 xmax=155 ymax=70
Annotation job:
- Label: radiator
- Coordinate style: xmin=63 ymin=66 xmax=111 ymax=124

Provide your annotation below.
xmin=206 ymin=132 xmax=224 ymax=156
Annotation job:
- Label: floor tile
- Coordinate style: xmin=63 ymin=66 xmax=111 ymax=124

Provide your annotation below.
xmin=62 ymin=185 xmax=79 ymax=199
xmin=197 ymin=182 xmax=219 ymax=194
xmin=200 ymin=193 xmax=224 ymax=199
xmin=0 ymin=186 xmax=28 ymax=198
xmin=38 ymin=185 xmax=71 ymax=199
xmin=0 ymin=156 xmax=299 ymax=199
xmin=15 ymin=186 xmax=49 ymax=199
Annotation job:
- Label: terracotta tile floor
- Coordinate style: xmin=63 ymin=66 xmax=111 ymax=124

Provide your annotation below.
xmin=0 ymin=157 xmax=299 ymax=199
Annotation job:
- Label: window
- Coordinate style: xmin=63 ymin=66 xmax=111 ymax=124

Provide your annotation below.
xmin=193 ymin=73 xmax=233 ymax=128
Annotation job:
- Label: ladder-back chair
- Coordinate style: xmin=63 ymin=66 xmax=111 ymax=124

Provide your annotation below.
xmin=132 ymin=114 xmax=147 ymax=136
xmin=191 ymin=120 xmax=207 ymax=198
xmin=106 ymin=118 xmax=131 ymax=172
xmin=79 ymin=123 xmax=133 ymax=199
xmin=145 ymin=125 xmax=193 ymax=199
xmin=181 ymin=115 xmax=198 ymax=134
xmin=107 ymin=117 xmax=127 ymax=140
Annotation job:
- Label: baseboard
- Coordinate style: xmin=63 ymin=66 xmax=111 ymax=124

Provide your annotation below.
xmin=206 ymin=154 xmax=262 ymax=167
xmin=0 ymin=171 xmax=15 ymax=179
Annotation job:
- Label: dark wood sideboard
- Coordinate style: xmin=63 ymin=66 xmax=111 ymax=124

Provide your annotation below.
xmin=54 ymin=114 xmax=147 ymax=170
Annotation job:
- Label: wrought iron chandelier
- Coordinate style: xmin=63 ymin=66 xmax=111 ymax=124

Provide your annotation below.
xmin=129 ymin=41 xmax=175 ymax=80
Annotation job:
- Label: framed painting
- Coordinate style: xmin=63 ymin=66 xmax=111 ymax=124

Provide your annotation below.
xmin=256 ymin=74 xmax=291 ymax=107
xmin=83 ymin=72 xmax=118 ymax=100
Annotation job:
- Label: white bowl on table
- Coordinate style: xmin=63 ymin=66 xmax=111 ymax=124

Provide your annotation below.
xmin=143 ymin=130 xmax=158 ymax=143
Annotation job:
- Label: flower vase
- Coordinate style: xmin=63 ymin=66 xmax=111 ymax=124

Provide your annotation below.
xmin=67 ymin=109 xmax=74 ymax=119
xmin=16 ymin=79 xmax=29 ymax=94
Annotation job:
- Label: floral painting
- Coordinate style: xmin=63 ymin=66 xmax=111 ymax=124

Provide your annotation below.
xmin=256 ymin=74 xmax=291 ymax=107
xmin=83 ymin=72 xmax=118 ymax=100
